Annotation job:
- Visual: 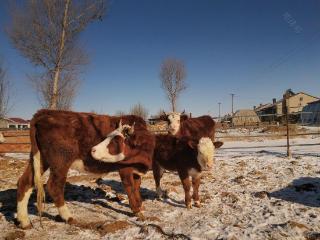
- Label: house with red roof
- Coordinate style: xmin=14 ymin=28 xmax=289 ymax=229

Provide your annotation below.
xmin=0 ymin=117 xmax=30 ymax=129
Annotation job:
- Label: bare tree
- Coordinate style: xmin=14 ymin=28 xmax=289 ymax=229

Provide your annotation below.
xmin=160 ymin=58 xmax=187 ymax=112
xmin=7 ymin=0 xmax=106 ymax=109
xmin=130 ymin=103 xmax=149 ymax=120
xmin=0 ymin=60 xmax=11 ymax=118
xmin=115 ymin=110 xmax=127 ymax=117
xmin=29 ymin=70 xmax=80 ymax=110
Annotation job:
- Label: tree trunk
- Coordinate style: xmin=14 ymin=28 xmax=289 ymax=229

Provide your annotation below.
xmin=49 ymin=0 xmax=70 ymax=109
xmin=171 ymin=98 xmax=176 ymax=112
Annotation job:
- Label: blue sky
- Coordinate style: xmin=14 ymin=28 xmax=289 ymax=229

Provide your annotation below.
xmin=0 ymin=0 xmax=320 ymax=119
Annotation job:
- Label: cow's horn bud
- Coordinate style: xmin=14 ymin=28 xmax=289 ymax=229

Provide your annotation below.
xmin=128 ymin=122 xmax=135 ymax=135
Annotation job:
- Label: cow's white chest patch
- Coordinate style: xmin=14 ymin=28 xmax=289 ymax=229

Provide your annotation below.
xmin=188 ymin=168 xmax=201 ymax=178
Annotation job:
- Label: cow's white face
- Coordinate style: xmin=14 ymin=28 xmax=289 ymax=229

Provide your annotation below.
xmin=196 ymin=137 xmax=215 ymax=170
xmin=91 ymin=121 xmax=134 ymax=162
xmin=167 ymin=112 xmax=181 ymax=135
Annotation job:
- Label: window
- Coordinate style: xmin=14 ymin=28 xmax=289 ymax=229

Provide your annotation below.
xmin=300 ymin=97 xmax=303 ymax=101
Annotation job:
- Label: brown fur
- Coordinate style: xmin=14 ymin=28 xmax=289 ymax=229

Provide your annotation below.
xmin=16 ymin=109 xmax=155 ymax=227
xmin=153 ymin=135 xmax=203 ymax=208
xmin=161 ymin=114 xmax=217 ymax=142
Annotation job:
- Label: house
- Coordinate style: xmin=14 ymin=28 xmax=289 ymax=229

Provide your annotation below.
xmin=300 ymin=100 xmax=320 ymax=125
xmin=254 ymin=99 xmax=282 ymax=122
xmin=254 ymin=90 xmax=319 ymax=122
xmin=284 ymin=91 xmax=319 ymax=113
xmin=0 ymin=117 xmax=30 ymax=129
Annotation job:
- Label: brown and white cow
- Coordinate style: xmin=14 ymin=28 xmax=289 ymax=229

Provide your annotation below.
xmin=160 ymin=111 xmax=218 ymax=142
xmin=152 ymin=135 xmax=223 ymax=209
xmin=16 ymin=109 xmax=155 ymax=229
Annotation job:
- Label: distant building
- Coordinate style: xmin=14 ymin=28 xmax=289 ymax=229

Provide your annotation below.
xmin=285 ymin=92 xmax=319 ymax=113
xmin=232 ymin=109 xmax=260 ymax=126
xmin=0 ymin=117 xmax=30 ymax=129
xmin=301 ymin=100 xmax=320 ymax=125
xmin=254 ymin=91 xmax=319 ymax=122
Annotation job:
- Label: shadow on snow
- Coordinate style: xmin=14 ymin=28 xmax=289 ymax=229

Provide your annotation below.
xmin=270 ymin=177 xmax=320 ymax=207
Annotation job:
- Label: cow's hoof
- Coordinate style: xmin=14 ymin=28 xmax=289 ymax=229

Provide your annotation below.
xmin=55 ymin=215 xmax=76 ymax=225
xmin=67 ymin=217 xmax=77 ymax=225
xmin=156 ymin=189 xmax=168 ymax=199
xmin=194 ymin=201 xmax=201 ymax=208
xmin=18 ymin=223 xmax=32 ymax=230
xmin=186 ymin=203 xmax=192 ymax=209
xmin=15 ymin=219 xmax=32 ymax=230
xmin=140 ymin=205 xmax=146 ymax=211
xmin=135 ymin=212 xmax=146 ymax=221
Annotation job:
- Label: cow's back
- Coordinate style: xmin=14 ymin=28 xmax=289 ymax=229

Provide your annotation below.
xmin=179 ymin=115 xmax=216 ymax=141
xmin=31 ymin=109 xmax=152 ymax=171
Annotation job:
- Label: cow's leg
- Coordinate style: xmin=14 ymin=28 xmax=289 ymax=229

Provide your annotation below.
xmin=16 ymin=162 xmax=34 ymax=229
xmin=133 ymin=174 xmax=143 ymax=210
xmin=152 ymin=161 xmax=166 ymax=198
xmin=119 ymin=168 xmax=142 ymax=218
xmin=192 ymin=176 xmax=201 ymax=207
xmin=46 ymin=167 xmax=74 ymax=224
xmin=178 ymin=170 xmax=192 ymax=209
xmin=16 ymin=154 xmax=48 ymax=229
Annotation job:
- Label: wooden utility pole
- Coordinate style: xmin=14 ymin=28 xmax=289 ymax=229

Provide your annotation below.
xmin=283 ymin=90 xmax=292 ymax=158
xmin=218 ymin=102 xmax=221 ymax=120
xmin=230 ymin=93 xmax=235 ymax=114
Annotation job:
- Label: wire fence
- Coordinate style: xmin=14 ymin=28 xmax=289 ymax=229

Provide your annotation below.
xmin=0 ymin=118 xmax=319 ymax=154
xmin=215 ymin=111 xmax=320 ymax=128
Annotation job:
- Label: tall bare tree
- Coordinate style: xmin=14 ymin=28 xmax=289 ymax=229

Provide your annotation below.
xmin=115 ymin=110 xmax=126 ymax=117
xmin=160 ymin=58 xmax=187 ymax=112
xmin=130 ymin=103 xmax=149 ymax=120
xmin=7 ymin=0 xmax=106 ymax=109
xmin=0 ymin=60 xmax=11 ymax=118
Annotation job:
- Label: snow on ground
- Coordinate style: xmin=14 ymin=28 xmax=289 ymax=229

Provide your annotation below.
xmin=0 ymin=137 xmax=319 ymax=240
xmin=298 ymin=126 xmax=320 ymax=133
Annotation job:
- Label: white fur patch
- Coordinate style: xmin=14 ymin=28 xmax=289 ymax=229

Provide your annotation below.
xmin=188 ymin=168 xmax=201 ymax=178
xmin=58 ymin=204 xmax=72 ymax=221
xmin=0 ymin=132 xmax=5 ymax=143
xmin=17 ymin=187 xmax=33 ymax=228
xmin=91 ymin=128 xmax=125 ymax=162
xmin=167 ymin=112 xmax=181 ymax=135
xmin=70 ymin=159 xmax=86 ymax=172
xmin=197 ymin=137 xmax=215 ymax=170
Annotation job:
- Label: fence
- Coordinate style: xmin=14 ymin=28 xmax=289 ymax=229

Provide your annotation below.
xmin=0 ymin=120 xmax=319 ymax=156
xmin=216 ymin=111 xmax=320 ymax=128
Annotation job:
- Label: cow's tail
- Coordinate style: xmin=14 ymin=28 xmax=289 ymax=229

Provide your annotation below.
xmin=30 ymin=119 xmax=45 ymax=225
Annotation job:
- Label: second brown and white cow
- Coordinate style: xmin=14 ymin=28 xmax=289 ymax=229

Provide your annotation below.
xmin=16 ymin=110 xmax=155 ymax=229
xmin=160 ymin=111 xmax=218 ymax=142
xmin=153 ymin=134 xmax=222 ymax=209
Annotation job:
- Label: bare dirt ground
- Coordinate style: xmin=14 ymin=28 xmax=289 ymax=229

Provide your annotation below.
xmin=0 ymin=137 xmax=320 ymax=240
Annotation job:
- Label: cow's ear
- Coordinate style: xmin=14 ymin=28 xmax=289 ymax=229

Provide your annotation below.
xmin=180 ymin=114 xmax=188 ymax=121
xmin=122 ymin=123 xmax=135 ymax=138
xmin=159 ymin=113 xmax=168 ymax=121
xmin=214 ymin=141 xmax=223 ymax=149
xmin=187 ymin=139 xmax=197 ymax=149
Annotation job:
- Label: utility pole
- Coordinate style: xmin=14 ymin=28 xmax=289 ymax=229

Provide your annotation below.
xmin=230 ymin=93 xmax=235 ymax=115
xmin=283 ymin=90 xmax=292 ymax=158
xmin=218 ymin=102 xmax=221 ymax=120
